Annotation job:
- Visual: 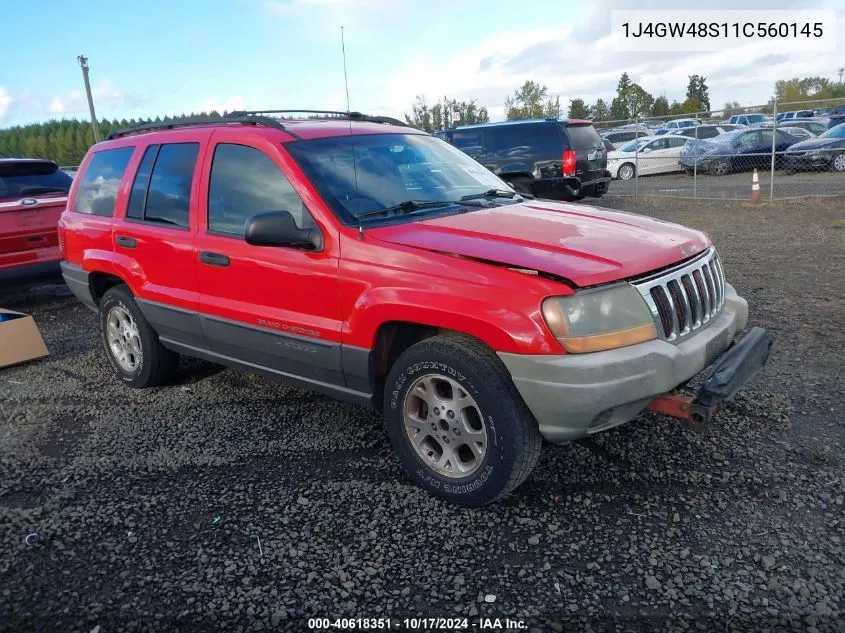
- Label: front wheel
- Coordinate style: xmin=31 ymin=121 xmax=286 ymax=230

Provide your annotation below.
xmin=831 ymin=153 xmax=845 ymax=173
xmin=383 ymin=334 xmax=542 ymax=506
xmin=99 ymin=286 xmax=178 ymax=388
xmin=617 ymin=163 xmax=635 ymax=181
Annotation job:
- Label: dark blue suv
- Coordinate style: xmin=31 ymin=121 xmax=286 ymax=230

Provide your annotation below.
xmin=438 ymin=119 xmax=610 ymax=202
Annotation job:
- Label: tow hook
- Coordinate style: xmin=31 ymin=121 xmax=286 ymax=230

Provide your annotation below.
xmin=647 ymin=391 xmax=719 ymax=433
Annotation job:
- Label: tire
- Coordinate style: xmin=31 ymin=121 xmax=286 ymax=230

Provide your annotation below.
xmin=617 ymin=163 xmax=635 ymax=181
xmin=709 ymin=159 xmax=730 ymax=177
xmin=383 ymin=333 xmax=542 ymax=506
xmin=99 ymin=285 xmax=178 ymax=388
xmin=683 ymin=168 xmax=694 ymax=177
xmin=508 ymin=177 xmax=533 ymax=195
xmin=831 ymin=153 xmax=845 ymax=173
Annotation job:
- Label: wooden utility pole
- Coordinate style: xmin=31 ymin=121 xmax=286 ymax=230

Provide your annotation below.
xmin=77 ymin=55 xmax=101 ymax=143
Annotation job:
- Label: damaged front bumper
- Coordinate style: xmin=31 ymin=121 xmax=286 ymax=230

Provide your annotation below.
xmin=498 ymin=284 xmax=772 ymax=443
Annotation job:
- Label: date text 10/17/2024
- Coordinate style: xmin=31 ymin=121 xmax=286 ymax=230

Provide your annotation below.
xmin=307 ymin=617 xmax=528 ymax=630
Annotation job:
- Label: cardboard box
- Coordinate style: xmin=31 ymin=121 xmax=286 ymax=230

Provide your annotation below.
xmin=0 ymin=308 xmax=49 ymax=369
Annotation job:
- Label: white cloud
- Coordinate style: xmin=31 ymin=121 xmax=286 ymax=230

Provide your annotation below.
xmin=44 ymin=79 xmax=145 ymax=117
xmin=367 ymin=7 xmax=845 ymax=121
xmin=196 ymin=95 xmax=246 ymax=114
xmin=0 ymin=87 xmax=10 ymax=122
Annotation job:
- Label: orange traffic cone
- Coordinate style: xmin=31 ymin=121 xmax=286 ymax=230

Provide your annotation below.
xmin=751 ymin=169 xmax=761 ymax=203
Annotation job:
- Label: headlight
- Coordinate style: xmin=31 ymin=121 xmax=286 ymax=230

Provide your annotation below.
xmin=542 ymin=284 xmax=658 ymax=354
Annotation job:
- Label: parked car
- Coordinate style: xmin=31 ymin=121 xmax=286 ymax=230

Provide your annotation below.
xmin=783 ymin=122 xmax=845 ymax=173
xmin=727 ymin=114 xmax=769 ymax=127
xmin=607 ymin=135 xmax=689 ymax=180
xmin=775 ymin=118 xmax=828 ymax=136
xmin=601 ymin=129 xmax=650 ymax=146
xmin=440 ymin=119 xmax=610 ymax=201
xmin=825 ymin=104 xmax=845 ymax=130
xmin=679 ymin=128 xmax=802 ymax=176
xmin=0 ymin=158 xmax=73 ymax=282
xmin=668 ymin=124 xmax=743 ymax=139
xmin=775 ymin=110 xmax=814 ymax=122
xmin=654 ymin=118 xmax=699 ymax=136
xmin=775 ymin=126 xmax=815 ymax=141
xmin=58 ymin=111 xmax=768 ymax=505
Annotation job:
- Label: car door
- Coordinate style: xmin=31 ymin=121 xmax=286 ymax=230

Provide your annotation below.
xmin=734 ymin=130 xmax=761 ymax=169
xmin=192 ymin=129 xmax=345 ymax=387
xmin=639 ymin=138 xmax=668 ymax=175
xmin=450 ymin=128 xmax=486 ymax=162
xmin=663 ymin=136 xmax=688 ymax=172
xmin=114 ymin=133 xmax=207 ymax=348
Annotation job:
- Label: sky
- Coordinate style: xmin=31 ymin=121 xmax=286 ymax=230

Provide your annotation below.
xmin=0 ymin=0 xmax=842 ymax=128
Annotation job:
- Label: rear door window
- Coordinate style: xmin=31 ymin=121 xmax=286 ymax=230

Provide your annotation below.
xmin=127 ymin=143 xmax=199 ymax=228
xmin=489 ymin=123 xmax=561 ymax=155
xmin=565 ymin=124 xmax=603 ymax=151
xmin=0 ymin=161 xmax=73 ymax=201
xmin=72 ymin=147 xmax=134 ymax=217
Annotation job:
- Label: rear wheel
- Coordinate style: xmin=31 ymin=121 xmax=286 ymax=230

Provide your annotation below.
xmin=709 ymin=159 xmax=730 ymax=177
xmin=383 ymin=334 xmax=542 ymax=506
xmin=99 ymin=286 xmax=178 ymax=388
xmin=831 ymin=153 xmax=845 ymax=173
xmin=617 ymin=163 xmax=635 ymax=181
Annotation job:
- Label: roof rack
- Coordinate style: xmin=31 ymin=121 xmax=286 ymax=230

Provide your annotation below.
xmin=228 ymin=109 xmax=410 ymax=128
xmin=105 ymin=113 xmax=291 ymax=141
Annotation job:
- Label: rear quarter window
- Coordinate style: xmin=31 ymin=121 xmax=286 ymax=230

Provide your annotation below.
xmin=565 ymin=124 xmax=603 ymax=151
xmin=0 ymin=161 xmax=73 ymax=201
xmin=72 ymin=147 xmax=135 ymax=217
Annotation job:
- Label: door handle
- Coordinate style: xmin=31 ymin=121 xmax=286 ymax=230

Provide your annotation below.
xmin=199 ymin=251 xmax=230 ymax=267
xmin=115 ymin=235 xmax=136 ymax=248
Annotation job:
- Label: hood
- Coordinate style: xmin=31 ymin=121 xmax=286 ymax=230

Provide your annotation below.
xmin=366 ymin=200 xmax=711 ymax=288
xmin=606 ymin=150 xmax=631 ymax=160
xmin=787 ymin=137 xmax=843 ymax=151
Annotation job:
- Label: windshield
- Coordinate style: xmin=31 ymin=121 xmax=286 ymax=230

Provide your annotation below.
xmin=285 ymin=133 xmax=513 ymax=224
xmin=821 ymin=123 xmax=845 ymax=139
xmin=618 ymin=138 xmax=650 ymax=153
xmin=0 ymin=161 xmax=73 ymax=200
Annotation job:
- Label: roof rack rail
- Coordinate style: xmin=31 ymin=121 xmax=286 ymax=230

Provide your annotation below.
xmin=104 ymin=114 xmax=291 ymax=141
xmin=228 ymin=109 xmax=410 ymax=128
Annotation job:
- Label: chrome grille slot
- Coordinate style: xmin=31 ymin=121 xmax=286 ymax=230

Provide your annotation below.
xmin=633 ymin=247 xmax=726 ymax=343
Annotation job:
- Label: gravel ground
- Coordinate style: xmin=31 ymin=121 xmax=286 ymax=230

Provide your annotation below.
xmin=1 ymin=197 xmax=844 ymax=633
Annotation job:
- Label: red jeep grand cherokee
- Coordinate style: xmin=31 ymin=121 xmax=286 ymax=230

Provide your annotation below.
xmin=58 ymin=111 xmax=771 ymax=505
xmin=1 ymin=159 xmax=73 ymax=282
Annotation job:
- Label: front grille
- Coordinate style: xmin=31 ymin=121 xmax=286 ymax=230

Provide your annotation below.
xmin=633 ymin=247 xmax=726 ymax=343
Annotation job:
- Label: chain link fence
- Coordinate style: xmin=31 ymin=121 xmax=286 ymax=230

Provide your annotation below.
xmin=598 ymin=98 xmax=845 ymax=201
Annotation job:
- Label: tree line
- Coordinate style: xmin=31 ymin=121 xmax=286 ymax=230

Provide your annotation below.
xmin=1 ymin=73 xmax=843 ymax=164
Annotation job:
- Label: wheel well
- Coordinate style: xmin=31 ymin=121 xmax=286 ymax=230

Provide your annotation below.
xmin=89 ymin=272 xmax=126 ymax=305
xmin=369 ymin=321 xmax=442 ymax=408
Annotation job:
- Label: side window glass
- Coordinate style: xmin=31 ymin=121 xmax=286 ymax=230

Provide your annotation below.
xmin=126 ymin=145 xmax=159 ymax=220
xmin=208 ymin=143 xmax=314 ymax=238
xmin=143 ymin=143 xmax=199 ymax=228
xmin=72 ymin=147 xmax=134 ymax=217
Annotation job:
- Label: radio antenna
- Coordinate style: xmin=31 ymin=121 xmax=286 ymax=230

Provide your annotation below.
xmin=341 ymin=26 xmax=352 ymax=113
xmin=341 ymin=26 xmax=363 ymax=239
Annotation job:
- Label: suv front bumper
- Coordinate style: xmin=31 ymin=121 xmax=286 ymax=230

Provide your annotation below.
xmin=498 ymin=283 xmax=757 ymax=444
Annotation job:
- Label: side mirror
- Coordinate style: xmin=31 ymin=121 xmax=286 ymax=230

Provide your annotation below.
xmin=642 ymin=147 xmax=652 ymax=153
xmin=244 ymin=210 xmax=323 ymax=251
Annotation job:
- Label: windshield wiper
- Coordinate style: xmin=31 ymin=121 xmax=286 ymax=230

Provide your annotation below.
xmin=462 ymin=188 xmax=535 ymax=201
xmin=18 ymin=186 xmax=68 ymax=195
xmin=356 ymin=199 xmax=483 ymax=221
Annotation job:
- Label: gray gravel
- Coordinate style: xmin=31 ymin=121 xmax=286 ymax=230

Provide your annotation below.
xmin=1 ymin=197 xmax=844 ymax=632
